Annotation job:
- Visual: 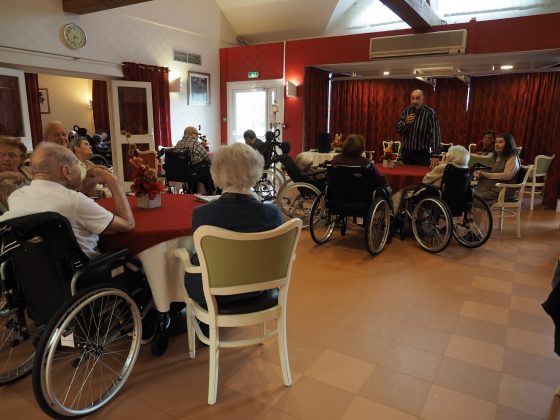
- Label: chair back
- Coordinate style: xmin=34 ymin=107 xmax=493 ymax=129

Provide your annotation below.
xmin=533 ymin=154 xmax=555 ymax=177
xmin=194 ymin=219 xmax=302 ymax=300
xmin=137 ymin=149 xmax=158 ymax=173
xmin=163 ymin=149 xmax=195 ymax=183
xmin=326 ymin=164 xmax=377 ymax=216
xmin=383 ymin=141 xmax=401 ymax=154
xmin=439 ymin=165 xmax=474 ymax=216
xmin=468 ymin=153 xmax=492 ymax=168
xmin=317 ymin=133 xmax=331 ymax=153
xmin=468 ymin=143 xmax=476 ymax=153
xmin=440 ymin=143 xmax=453 ymax=154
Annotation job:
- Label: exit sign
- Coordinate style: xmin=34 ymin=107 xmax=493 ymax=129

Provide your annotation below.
xmin=248 ymin=71 xmax=259 ymax=79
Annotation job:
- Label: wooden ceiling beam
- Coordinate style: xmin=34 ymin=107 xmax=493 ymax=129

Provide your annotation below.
xmin=62 ymin=0 xmax=153 ymax=14
xmin=380 ymin=0 xmax=442 ymax=30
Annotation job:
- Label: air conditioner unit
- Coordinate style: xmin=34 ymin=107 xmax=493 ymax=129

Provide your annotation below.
xmin=370 ymin=29 xmax=467 ymax=59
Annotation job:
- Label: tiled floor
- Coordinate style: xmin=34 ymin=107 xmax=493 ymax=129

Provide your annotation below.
xmin=2 ymin=203 xmax=560 ymax=419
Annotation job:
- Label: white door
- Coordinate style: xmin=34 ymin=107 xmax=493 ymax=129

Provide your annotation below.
xmin=227 ymin=80 xmax=284 ymax=144
xmin=109 ymin=80 xmax=154 ymax=189
xmin=0 ymin=67 xmax=33 ymax=150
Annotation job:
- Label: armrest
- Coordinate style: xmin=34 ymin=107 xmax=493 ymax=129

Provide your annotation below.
xmin=494 ymin=182 xmax=524 ymax=189
xmin=86 ymin=249 xmax=129 ymax=270
xmin=174 ymin=248 xmax=201 ymax=274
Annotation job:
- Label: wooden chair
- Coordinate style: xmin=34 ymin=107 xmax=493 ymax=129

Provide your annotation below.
xmin=382 ymin=140 xmax=401 ymax=155
xmin=491 ymin=165 xmax=533 ymax=238
xmin=174 ymin=219 xmax=302 ymax=405
xmin=137 ymin=149 xmax=158 ymax=173
xmin=525 ymin=154 xmax=555 ymax=210
xmin=468 ymin=143 xmax=477 ymax=153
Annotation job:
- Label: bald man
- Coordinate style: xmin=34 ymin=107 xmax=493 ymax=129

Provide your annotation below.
xmin=396 ymin=89 xmax=441 ymax=167
xmin=174 ymin=126 xmax=210 ymax=165
xmin=3 ymin=143 xmax=134 ymax=258
xmin=44 ymin=120 xmax=69 ymax=148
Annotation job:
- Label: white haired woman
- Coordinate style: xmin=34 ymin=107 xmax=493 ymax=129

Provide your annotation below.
xmin=185 ymin=143 xmax=283 ymax=306
xmin=393 ymin=145 xmax=470 ymax=210
xmin=0 ymin=136 xmax=31 ymax=213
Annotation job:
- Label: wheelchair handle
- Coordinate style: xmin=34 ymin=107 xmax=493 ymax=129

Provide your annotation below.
xmin=472 ymin=163 xmax=492 ymax=170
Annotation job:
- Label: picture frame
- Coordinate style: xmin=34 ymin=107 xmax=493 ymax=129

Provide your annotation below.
xmin=39 ymin=88 xmax=50 ymax=114
xmin=188 ymin=72 xmax=210 ymax=106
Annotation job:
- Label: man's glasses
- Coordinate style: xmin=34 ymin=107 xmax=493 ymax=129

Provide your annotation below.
xmin=0 ymin=152 xmax=22 ymax=159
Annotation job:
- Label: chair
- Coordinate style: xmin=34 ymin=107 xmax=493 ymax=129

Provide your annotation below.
xmin=137 ymin=149 xmax=160 ymax=176
xmin=438 ymin=142 xmax=453 ymax=161
xmin=468 ymin=143 xmax=477 ymax=153
xmin=382 ymin=140 xmax=401 ymax=155
xmin=467 ymin=153 xmax=493 ymax=168
xmin=525 ymin=154 xmax=555 ymax=210
xmin=163 ymin=149 xmax=213 ymax=194
xmin=491 ymin=165 xmax=534 ymax=238
xmin=174 ymin=219 xmax=302 ymax=405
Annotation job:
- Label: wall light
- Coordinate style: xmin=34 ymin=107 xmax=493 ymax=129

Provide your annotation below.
xmin=383 ymin=71 xmax=390 ymax=76
xmin=500 ymin=65 xmax=514 ymax=70
xmin=286 ymin=81 xmax=297 ymax=97
xmin=169 ymin=77 xmax=182 ymax=92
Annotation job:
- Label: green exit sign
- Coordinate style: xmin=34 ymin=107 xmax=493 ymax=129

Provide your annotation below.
xmin=248 ymin=71 xmax=259 ymax=79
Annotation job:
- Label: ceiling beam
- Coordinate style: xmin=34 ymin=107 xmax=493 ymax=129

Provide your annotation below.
xmin=380 ymin=0 xmax=442 ymax=29
xmin=62 ymin=0 xmax=153 ymax=14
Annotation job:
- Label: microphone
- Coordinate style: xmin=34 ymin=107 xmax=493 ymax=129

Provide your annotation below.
xmin=409 ymin=106 xmax=416 ymax=115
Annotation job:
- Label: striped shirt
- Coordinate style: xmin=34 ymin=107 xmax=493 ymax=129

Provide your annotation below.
xmin=396 ymin=105 xmax=441 ymax=154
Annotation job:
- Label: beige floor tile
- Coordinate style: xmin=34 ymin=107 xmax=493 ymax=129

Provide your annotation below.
xmin=420 ymin=384 xmax=497 ymax=420
xmin=358 ymin=366 xmax=432 ymax=416
xmin=257 ymin=336 xmax=325 ymax=375
xmin=479 ymin=256 xmax=516 ymax=272
xmin=507 ymin=310 xmax=554 ymax=335
xmin=304 ymin=350 xmax=374 ymax=393
xmin=472 ymin=275 xmax=513 ymax=294
xmin=503 ymin=348 xmax=560 ymax=388
xmin=453 ymin=316 xmax=508 ymax=346
xmin=505 ymin=327 xmax=556 ymax=359
xmin=460 ymin=301 xmax=510 ymax=325
xmin=341 ymin=396 xmax=419 ymax=420
xmin=495 ymin=405 xmax=546 ymax=420
xmin=513 ymin=271 xmax=551 ymax=288
xmin=394 ymin=323 xmax=452 ymax=355
xmin=405 ymin=306 xmax=459 ymax=332
xmin=510 ymin=295 xmax=548 ymax=317
xmin=512 ymin=282 xmax=549 ymax=301
xmin=273 ymin=376 xmax=354 ymax=420
xmin=499 ymin=374 xmax=556 ymax=418
xmin=259 ymin=407 xmax=300 ymax=420
xmin=379 ymin=342 xmax=442 ymax=382
xmin=515 ymin=254 xmax=555 ymax=268
xmin=445 ymin=334 xmax=504 ymax=371
xmin=434 ymin=357 xmax=502 ymax=403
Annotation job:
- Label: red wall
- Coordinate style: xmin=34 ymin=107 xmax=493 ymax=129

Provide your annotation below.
xmin=220 ymin=13 xmax=560 ymax=154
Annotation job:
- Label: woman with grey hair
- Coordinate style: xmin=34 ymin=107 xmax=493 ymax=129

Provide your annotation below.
xmin=185 ymin=143 xmax=283 ymax=306
xmin=0 ymin=136 xmax=31 ymax=212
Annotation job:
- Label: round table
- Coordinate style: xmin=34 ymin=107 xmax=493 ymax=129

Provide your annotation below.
xmin=374 ymin=163 xmax=431 ymax=191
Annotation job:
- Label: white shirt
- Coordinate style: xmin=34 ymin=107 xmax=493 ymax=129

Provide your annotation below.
xmin=5 ymin=180 xmax=114 ymax=258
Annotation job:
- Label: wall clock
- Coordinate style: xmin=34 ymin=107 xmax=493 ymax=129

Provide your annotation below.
xmin=63 ymin=23 xmax=86 ymax=49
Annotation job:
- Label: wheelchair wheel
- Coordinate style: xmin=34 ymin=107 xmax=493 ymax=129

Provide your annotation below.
xmin=309 ymin=194 xmax=335 ymax=244
xmin=277 ymin=182 xmax=321 ymax=228
xmin=89 ymin=154 xmax=110 ymax=167
xmin=365 ymin=198 xmax=391 ymax=255
xmin=0 ymin=296 xmax=37 ymax=384
xmin=32 ymin=285 xmax=142 ymax=418
xmin=453 ymin=195 xmax=493 ymax=248
xmin=412 ymin=197 xmax=452 ymax=253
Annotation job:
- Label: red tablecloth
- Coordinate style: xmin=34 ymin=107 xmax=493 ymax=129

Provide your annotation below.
xmin=98 ymin=194 xmax=202 ymax=255
xmin=374 ymin=163 xmax=431 ymax=191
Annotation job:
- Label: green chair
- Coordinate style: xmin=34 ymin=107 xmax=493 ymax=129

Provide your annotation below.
xmin=174 ymin=218 xmax=302 ymax=405
xmin=524 ymin=154 xmax=555 ymax=210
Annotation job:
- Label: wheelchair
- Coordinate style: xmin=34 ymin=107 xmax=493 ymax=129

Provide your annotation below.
xmin=162 ymin=148 xmax=214 ymax=194
xmin=253 ymin=131 xmax=290 ymax=202
xmin=394 ymin=164 xmax=493 ymax=253
xmin=0 ymin=212 xmax=158 ymax=418
xmin=309 ymin=164 xmax=392 ymax=255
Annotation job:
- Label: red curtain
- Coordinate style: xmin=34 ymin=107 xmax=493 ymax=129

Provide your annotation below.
xmin=91 ymin=80 xmax=111 ymax=138
xmin=24 ymin=73 xmax=43 ymax=147
xmin=303 ymin=67 xmax=330 ymax=150
xmin=122 ymin=62 xmax=171 ymax=148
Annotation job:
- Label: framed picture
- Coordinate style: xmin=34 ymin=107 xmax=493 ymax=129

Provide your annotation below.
xmin=188 ymin=72 xmax=210 ymax=106
xmin=39 ymin=88 xmax=50 ymax=114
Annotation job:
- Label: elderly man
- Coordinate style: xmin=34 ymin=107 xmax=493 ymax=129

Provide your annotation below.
xmin=243 ymin=129 xmax=266 ymax=157
xmin=43 ymin=120 xmax=70 ymax=148
xmin=396 ymin=89 xmax=441 ymax=167
xmin=3 ymin=143 xmax=134 ymax=258
xmin=175 ymin=126 xmax=210 ymax=165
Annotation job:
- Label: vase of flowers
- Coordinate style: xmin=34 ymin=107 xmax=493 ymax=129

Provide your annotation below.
xmin=382 ymin=142 xmax=398 ymax=168
xmin=129 ymin=157 xmax=165 ymax=208
xmin=331 ymin=133 xmax=344 ymax=152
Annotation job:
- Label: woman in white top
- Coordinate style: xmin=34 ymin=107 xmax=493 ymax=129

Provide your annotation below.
xmin=70 ymin=137 xmax=111 ymax=198
xmin=474 ymin=132 xmax=520 ymax=203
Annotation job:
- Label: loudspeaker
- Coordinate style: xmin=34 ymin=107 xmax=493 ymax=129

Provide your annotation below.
xmin=317 ymin=132 xmax=331 ymax=153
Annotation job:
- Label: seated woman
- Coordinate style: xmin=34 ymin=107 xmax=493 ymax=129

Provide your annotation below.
xmin=331 ymin=134 xmax=387 ymax=187
xmin=0 ymin=136 xmax=31 ymax=213
xmin=393 ymin=145 xmax=470 ymax=211
xmin=185 ymin=143 xmax=283 ymax=306
xmin=70 ymin=136 xmax=111 ymax=198
xmin=474 ymin=132 xmax=520 ymax=203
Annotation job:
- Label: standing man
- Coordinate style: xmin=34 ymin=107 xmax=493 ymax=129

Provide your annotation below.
xmin=396 ymin=89 xmax=441 ymax=167
xmin=44 ymin=120 xmax=70 ymax=148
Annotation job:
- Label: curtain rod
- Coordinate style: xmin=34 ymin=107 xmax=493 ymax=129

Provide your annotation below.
xmin=0 ymin=45 xmax=122 ymax=67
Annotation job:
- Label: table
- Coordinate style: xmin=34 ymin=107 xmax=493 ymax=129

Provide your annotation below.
xmin=374 ymin=163 xmax=431 ymax=191
xmin=98 ymin=194 xmax=203 ymax=312
xmin=308 ymin=152 xmax=338 ymax=166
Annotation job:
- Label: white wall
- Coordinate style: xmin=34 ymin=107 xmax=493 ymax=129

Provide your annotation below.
xmin=0 ymin=0 xmax=238 ymax=149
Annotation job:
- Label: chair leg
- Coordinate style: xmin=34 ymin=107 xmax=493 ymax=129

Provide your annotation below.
xmin=186 ymin=304 xmax=196 ymax=359
xmin=260 ymin=322 xmax=266 ymax=338
xmin=516 ymin=210 xmax=521 ymax=239
xmin=529 ymin=185 xmax=535 ymax=211
xmin=277 ymin=312 xmax=292 ymax=387
xmin=208 ymin=326 xmax=219 ymax=405
xmin=499 ymin=209 xmax=504 ymax=231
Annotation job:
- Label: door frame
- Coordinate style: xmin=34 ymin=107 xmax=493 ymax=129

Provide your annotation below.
xmin=0 ymin=67 xmax=33 ymax=150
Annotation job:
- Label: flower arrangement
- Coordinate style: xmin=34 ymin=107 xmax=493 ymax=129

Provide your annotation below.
xmin=331 ymin=133 xmax=343 ymax=152
xmin=199 ymin=134 xmax=209 ymax=151
xmin=383 ymin=141 xmax=398 ymax=161
xmin=129 ymin=157 xmax=165 ymax=199
xmin=121 ymin=130 xmax=137 ymax=155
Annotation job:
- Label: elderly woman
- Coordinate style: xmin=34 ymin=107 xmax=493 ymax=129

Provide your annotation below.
xmin=393 ymin=144 xmax=470 ymax=210
xmin=185 ymin=143 xmax=283 ymax=306
xmin=474 ymin=132 xmax=520 ymax=203
xmin=70 ymin=136 xmax=111 ymax=198
xmin=331 ymin=134 xmax=387 ymax=187
xmin=0 ymin=136 xmax=31 ymax=212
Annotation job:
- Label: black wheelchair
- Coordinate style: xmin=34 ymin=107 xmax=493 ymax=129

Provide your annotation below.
xmin=253 ymin=130 xmax=291 ymax=202
xmin=162 ymin=149 xmax=214 ymax=194
xmin=395 ymin=164 xmax=493 ymax=253
xmin=0 ymin=212 xmax=158 ymax=417
xmin=309 ymin=164 xmax=392 ymax=255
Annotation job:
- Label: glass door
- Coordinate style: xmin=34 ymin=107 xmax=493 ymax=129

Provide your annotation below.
xmin=227 ymin=80 xmax=283 ymax=145
xmin=109 ymin=80 xmax=154 ymax=189
xmin=0 ymin=67 xmax=32 ymax=149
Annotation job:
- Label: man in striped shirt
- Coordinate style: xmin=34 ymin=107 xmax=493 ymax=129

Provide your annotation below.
xmin=396 ymin=89 xmax=441 ymax=168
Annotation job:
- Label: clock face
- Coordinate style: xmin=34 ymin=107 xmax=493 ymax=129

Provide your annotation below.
xmin=63 ymin=24 xmax=86 ymax=49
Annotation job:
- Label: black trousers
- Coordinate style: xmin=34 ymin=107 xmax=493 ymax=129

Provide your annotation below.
xmin=401 ymin=148 xmax=431 ymax=166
